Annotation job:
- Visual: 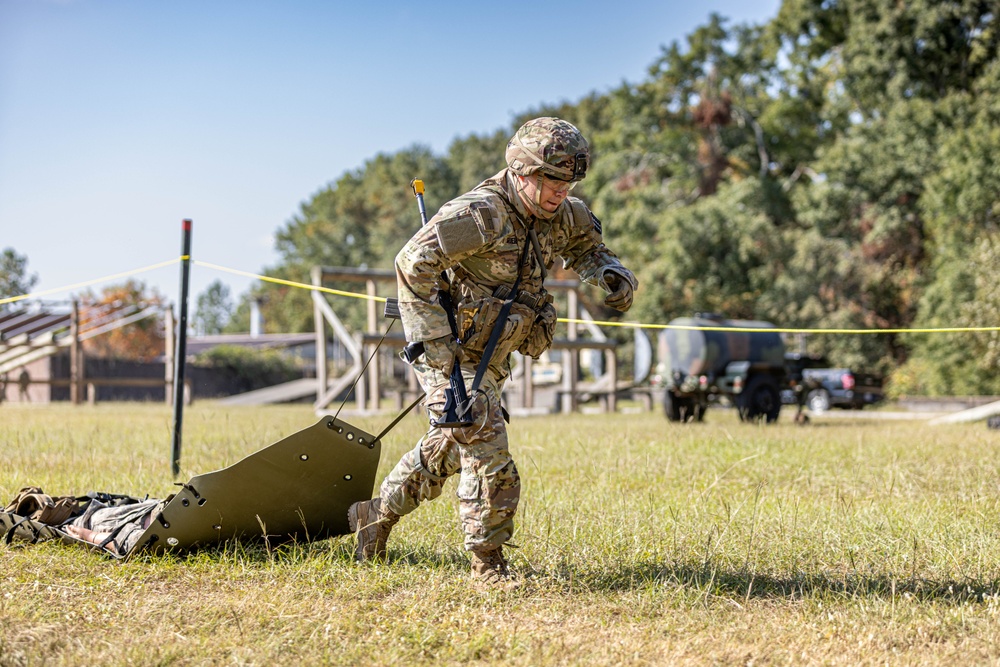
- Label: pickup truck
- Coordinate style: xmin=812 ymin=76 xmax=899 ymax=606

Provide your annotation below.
xmin=800 ymin=368 xmax=884 ymax=412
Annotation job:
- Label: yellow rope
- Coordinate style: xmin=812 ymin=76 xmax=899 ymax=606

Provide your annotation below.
xmin=556 ymin=318 xmax=1000 ymax=334
xmin=192 ymin=261 xmax=388 ymax=302
xmin=3 ymin=257 xmax=998 ymax=334
xmin=0 ymin=257 xmax=182 ymax=306
xmin=200 ymin=262 xmax=998 ymax=334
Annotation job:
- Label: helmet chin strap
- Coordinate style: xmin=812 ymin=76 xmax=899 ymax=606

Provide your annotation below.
xmin=514 ymin=173 xmax=559 ymax=220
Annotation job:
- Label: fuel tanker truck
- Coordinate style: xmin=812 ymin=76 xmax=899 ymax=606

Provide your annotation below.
xmin=658 ymin=314 xmax=787 ymax=423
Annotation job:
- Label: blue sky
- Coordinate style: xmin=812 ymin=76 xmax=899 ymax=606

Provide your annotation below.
xmin=1 ymin=0 xmax=781 ymax=310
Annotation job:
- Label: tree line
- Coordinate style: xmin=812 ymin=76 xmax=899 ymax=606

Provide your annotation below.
xmin=242 ymin=1 xmax=997 ymax=396
xmin=5 ymin=1 xmax=998 ymax=396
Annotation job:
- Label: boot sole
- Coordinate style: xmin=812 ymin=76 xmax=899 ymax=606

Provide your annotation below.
xmin=347 ymin=502 xmax=362 ymax=533
xmin=347 ymin=501 xmax=389 ymax=562
xmin=347 ymin=502 xmax=366 ymax=561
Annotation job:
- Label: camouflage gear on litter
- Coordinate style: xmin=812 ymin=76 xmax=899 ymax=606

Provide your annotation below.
xmin=395 ymin=167 xmax=637 ymax=362
xmin=379 ymin=362 xmax=518 ymax=550
xmin=70 ymin=498 xmax=164 ymax=554
xmin=505 ymin=117 xmax=590 ymax=182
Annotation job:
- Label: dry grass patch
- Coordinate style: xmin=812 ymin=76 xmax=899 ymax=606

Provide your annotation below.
xmin=2 ymin=403 xmax=1000 ymax=665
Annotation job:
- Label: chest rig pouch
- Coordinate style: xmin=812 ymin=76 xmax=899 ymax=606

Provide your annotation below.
xmin=455 ymin=227 xmax=557 ymax=366
xmin=458 ymin=294 xmax=535 ymax=368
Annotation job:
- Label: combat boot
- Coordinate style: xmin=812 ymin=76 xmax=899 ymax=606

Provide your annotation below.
xmin=470 ymin=546 xmax=520 ymax=590
xmin=347 ymin=498 xmax=399 ymax=562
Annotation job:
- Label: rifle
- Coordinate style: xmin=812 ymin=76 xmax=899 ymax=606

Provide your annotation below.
xmin=385 ymin=179 xmax=474 ymax=428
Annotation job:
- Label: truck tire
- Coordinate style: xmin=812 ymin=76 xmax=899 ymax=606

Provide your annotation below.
xmin=738 ymin=375 xmax=781 ymax=423
xmin=664 ymin=390 xmax=682 ymax=422
xmin=807 ymin=389 xmax=831 ymax=413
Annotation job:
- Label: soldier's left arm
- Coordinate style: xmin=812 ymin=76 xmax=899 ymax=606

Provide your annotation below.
xmin=555 ymin=198 xmax=638 ymax=303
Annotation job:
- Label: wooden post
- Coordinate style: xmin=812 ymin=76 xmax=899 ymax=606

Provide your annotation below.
xmin=561 ymin=287 xmax=579 ymax=414
xmin=366 ymin=278 xmax=380 ymax=411
xmin=164 ymin=307 xmax=175 ymax=405
xmin=606 ymin=348 xmax=618 ymax=413
xmin=355 ymin=333 xmax=366 ymax=413
xmin=522 ymin=354 xmax=534 ymax=409
xmin=311 ymin=267 xmax=328 ymax=403
xmin=70 ymin=300 xmax=81 ymax=405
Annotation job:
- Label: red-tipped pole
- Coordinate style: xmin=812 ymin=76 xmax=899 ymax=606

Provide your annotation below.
xmin=171 ymin=219 xmax=192 ymax=477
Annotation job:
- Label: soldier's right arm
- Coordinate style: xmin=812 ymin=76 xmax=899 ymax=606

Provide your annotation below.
xmin=395 ymin=195 xmax=503 ymax=342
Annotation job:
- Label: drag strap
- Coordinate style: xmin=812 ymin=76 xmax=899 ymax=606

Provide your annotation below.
xmin=371 ymin=391 xmax=427 ymax=446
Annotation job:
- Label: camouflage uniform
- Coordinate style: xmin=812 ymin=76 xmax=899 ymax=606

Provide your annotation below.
xmin=377 ymin=119 xmax=637 ymax=557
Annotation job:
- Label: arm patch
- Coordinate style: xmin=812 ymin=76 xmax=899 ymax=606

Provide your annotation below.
xmin=435 ymin=201 xmax=500 ymax=257
xmin=590 ymin=212 xmax=603 ymax=235
xmin=567 ymin=198 xmax=602 ymax=236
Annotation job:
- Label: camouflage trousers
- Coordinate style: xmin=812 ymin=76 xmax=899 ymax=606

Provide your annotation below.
xmin=379 ymin=359 xmax=519 ymax=551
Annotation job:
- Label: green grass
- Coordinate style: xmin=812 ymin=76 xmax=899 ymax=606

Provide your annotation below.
xmin=3 ymin=403 xmax=1000 ymax=665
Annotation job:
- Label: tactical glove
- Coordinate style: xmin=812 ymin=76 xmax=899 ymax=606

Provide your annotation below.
xmin=422 ymin=335 xmax=465 ymax=372
xmin=600 ymin=267 xmax=638 ymax=312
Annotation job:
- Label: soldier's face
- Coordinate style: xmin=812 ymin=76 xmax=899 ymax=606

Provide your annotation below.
xmin=519 ymin=174 xmax=570 ymax=213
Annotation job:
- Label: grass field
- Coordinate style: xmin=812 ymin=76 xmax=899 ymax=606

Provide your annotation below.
xmin=2 ymin=402 xmax=1000 ymax=666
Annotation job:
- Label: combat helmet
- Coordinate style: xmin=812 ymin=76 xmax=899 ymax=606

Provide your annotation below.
xmin=505 ymin=117 xmax=590 ymax=183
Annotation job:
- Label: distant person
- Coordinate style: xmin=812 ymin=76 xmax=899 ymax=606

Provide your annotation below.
xmin=0 ymin=372 xmax=7 ymax=404
xmin=348 ymin=118 xmax=638 ymax=588
xmin=17 ymin=369 xmax=30 ymax=402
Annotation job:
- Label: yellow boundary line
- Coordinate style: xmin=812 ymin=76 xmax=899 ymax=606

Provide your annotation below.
xmin=192 ymin=261 xmax=385 ymax=302
xmin=0 ymin=258 xmax=181 ymax=306
xmin=3 ymin=256 xmax=998 ymax=334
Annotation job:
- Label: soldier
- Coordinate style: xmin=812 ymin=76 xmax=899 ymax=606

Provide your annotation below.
xmin=348 ymin=117 xmax=638 ymax=588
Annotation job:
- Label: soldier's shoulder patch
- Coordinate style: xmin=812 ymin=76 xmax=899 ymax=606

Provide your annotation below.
xmin=589 ymin=212 xmax=602 ymax=235
xmin=566 ymin=197 xmax=599 ymax=234
xmin=434 ymin=196 xmax=502 ymax=258
xmin=468 ymin=199 xmax=502 ymax=242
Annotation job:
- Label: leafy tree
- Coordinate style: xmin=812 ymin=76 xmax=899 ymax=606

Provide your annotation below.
xmin=0 ymin=248 xmax=38 ymax=310
xmin=194 ymin=279 xmax=233 ymax=336
xmin=246 ymin=2 xmax=999 ymax=395
xmin=79 ymin=280 xmax=167 ymax=361
xmin=254 ymin=146 xmax=459 ymax=333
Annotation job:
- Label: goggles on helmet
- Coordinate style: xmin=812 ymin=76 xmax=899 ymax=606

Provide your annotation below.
xmin=541 ymin=176 xmax=578 ymax=194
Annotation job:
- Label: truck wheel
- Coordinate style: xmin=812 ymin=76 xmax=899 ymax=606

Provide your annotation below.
xmin=807 ymin=389 xmax=831 ymax=413
xmin=663 ymin=391 xmax=682 ymax=422
xmin=678 ymin=397 xmax=696 ymax=423
xmin=739 ymin=375 xmax=781 ymax=423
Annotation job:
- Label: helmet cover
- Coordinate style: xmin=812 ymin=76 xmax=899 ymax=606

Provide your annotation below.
xmin=505 ymin=117 xmax=590 ymax=182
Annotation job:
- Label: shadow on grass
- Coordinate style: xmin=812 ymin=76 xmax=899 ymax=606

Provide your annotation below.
xmin=27 ymin=533 xmax=1000 ymax=603
xmin=126 ymin=536 xmax=472 ymax=572
xmin=557 ymin=560 xmax=1000 ymax=602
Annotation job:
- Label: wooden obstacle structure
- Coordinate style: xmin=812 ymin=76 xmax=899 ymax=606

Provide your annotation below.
xmin=0 ymin=301 xmax=184 ymax=405
xmin=309 ymin=266 xmax=628 ymax=415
